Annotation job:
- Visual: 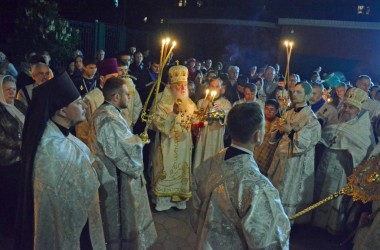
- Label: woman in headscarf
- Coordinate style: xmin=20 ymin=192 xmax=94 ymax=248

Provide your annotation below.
xmin=0 ymin=75 xmax=26 ymax=236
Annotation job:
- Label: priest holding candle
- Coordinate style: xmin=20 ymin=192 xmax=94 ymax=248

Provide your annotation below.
xmin=193 ymin=76 xmax=232 ymax=170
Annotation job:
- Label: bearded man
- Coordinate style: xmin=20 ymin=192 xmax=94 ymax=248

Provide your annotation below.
xmin=88 ymin=77 xmax=157 ymax=249
xmin=268 ymin=82 xmax=321 ymax=223
xmin=193 ymin=76 xmax=231 ymax=170
xmin=151 ymin=64 xmax=197 ymax=211
xmin=313 ymin=87 xmax=375 ymax=235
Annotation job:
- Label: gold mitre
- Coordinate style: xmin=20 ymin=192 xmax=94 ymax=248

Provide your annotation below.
xmin=169 ymin=63 xmax=188 ymax=84
xmin=344 ymin=87 xmax=368 ymax=110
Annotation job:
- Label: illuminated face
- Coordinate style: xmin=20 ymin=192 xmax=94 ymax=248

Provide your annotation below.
xmin=68 ymin=62 xmax=75 ymax=73
xmin=338 ymin=103 xmax=359 ymax=122
xmin=42 ymin=53 xmax=51 ymax=64
xmin=217 ymin=63 xmax=223 ymax=71
xmin=96 ymin=51 xmax=105 ymax=61
xmin=250 ymin=66 xmax=257 ymax=76
xmin=370 ymin=86 xmax=380 ymax=99
xmin=32 ymin=65 xmax=50 ymax=85
xmin=2 ymin=80 xmax=16 ymax=105
xmin=288 ymin=75 xmax=297 ymax=92
xmin=310 ymin=73 xmax=320 ymax=83
xmin=292 ymin=84 xmax=307 ymax=105
xmin=65 ymin=97 xmax=87 ymax=127
xmin=206 ymin=72 xmax=216 ymax=82
xmin=205 ymin=59 xmax=212 ymax=68
xmin=255 ymin=79 xmax=262 ymax=90
xmin=120 ymin=55 xmax=131 ymax=66
xmin=264 ymin=104 xmax=278 ymax=120
xmin=171 ymin=81 xmax=188 ymax=98
xmin=189 ymin=61 xmax=196 ymax=68
xmin=151 ymin=63 xmax=160 ymax=74
xmin=134 ymin=52 xmax=143 ymax=64
xmin=275 ymin=89 xmax=288 ymax=103
xmin=188 ymin=84 xmax=195 ymax=96
xmin=310 ymin=87 xmax=323 ymax=104
xmin=118 ymin=84 xmax=130 ymax=109
xmin=84 ymin=64 xmax=97 ymax=78
xmin=75 ymin=57 xmax=83 ymax=70
xmin=208 ymin=79 xmax=222 ymax=98
xmin=194 ymin=73 xmax=203 ymax=84
xmin=243 ymin=88 xmax=255 ymax=102
xmin=117 ymin=66 xmax=128 ymax=77
xmin=264 ymin=68 xmax=275 ymax=82
xmin=195 ymin=62 xmax=202 ymax=71
xmin=356 ymin=79 xmax=370 ymax=93
xmin=129 ymin=47 xmax=136 ymax=54
xmin=228 ymin=69 xmax=239 ymax=81
xmin=335 ymin=86 xmax=346 ymax=101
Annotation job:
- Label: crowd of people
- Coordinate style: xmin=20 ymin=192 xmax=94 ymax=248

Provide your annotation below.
xmin=0 ymin=46 xmax=380 ymax=249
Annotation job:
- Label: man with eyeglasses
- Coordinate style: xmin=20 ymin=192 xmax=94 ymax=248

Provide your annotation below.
xmin=16 ymin=62 xmax=51 ymax=107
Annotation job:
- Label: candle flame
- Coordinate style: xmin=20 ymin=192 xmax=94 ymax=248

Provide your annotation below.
xmin=165 ymin=37 xmax=170 ymax=44
xmin=172 ymin=41 xmax=177 ymax=47
xmin=284 ymin=40 xmax=289 ymax=47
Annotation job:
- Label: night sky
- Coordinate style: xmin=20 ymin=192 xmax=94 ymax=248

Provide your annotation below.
xmin=2 ymin=0 xmax=379 ymax=30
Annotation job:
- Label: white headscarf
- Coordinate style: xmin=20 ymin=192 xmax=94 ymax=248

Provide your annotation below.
xmin=0 ymin=75 xmax=25 ymax=125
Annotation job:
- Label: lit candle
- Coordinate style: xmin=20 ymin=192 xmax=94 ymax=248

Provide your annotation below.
xmin=211 ymin=91 xmax=217 ymax=103
xmin=163 ymin=37 xmax=170 ymax=60
xmin=160 ymin=39 xmax=165 ymax=66
xmin=164 ymin=41 xmax=176 ymax=64
xmin=201 ymin=89 xmax=209 ymax=111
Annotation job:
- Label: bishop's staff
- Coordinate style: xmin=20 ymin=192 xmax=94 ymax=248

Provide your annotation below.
xmin=289 ymin=153 xmax=380 ymax=220
xmin=139 ymin=37 xmax=176 ymax=144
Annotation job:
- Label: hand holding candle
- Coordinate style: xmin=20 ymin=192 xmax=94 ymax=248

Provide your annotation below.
xmin=210 ymin=91 xmax=216 ymax=103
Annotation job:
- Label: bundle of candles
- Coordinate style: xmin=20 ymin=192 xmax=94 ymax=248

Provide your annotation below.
xmin=140 ymin=37 xmax=176 ymax=144
xmin=195 ymin=89 xmax=225 ymax=122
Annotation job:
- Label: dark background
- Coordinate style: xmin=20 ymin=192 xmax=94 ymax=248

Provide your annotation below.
xmin=1 ymin=0 xmax=380 ymax=81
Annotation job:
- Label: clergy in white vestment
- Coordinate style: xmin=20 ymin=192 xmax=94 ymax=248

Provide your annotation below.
xmin=192 ymin=103 xmax=290 ymax=249
xmin=268 ymin=82 xmax=321 ymax=223
xmin=313 ymin=87 xmax=375 ymax=235
xmin=193 ymin=76 xmax=231 ymax=170
xmin=88 ymin=77 xmax=157 ymax=249
xmin=18 ymin=72 xmax=106 ymax=249
xmin=151 ymin=64 xmax=197 ymax=211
